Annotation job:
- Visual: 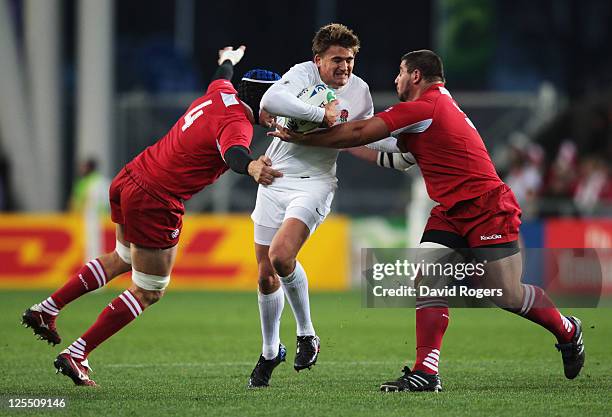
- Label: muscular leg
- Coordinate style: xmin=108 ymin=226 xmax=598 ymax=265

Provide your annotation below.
xmin=128 ymin=243 xmax=176 ymax=306
xmin=268 ymin=218 xmax=309 ymax=276
xmin=379 ymin=240 xmax=452 ymax=391
xmin=482 ymin=250 xmax=576 ymax=343
xmin=268 ymin=218 xmax=314 ymax=337
xmin=480 ymin=252 xmax=524 ymax=308
xmin=44 ymin=225 xmax=132 ymax=311
xmin=60 ymin=242 xmax=176 ymax=381
xmin=255 ymin=243 xmax=284 ymax=359
xmin=256 ymin=243 xmax=280 ymax=295
xmin=97 ymin=224 xmax=133 ymax=283
xmin=23 ymin=225 xmax=133 ymax=345
xmin=412 ymin=242 xmax=452 ymax=375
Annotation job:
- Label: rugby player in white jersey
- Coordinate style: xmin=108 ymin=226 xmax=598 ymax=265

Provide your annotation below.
xmin=248 ymin=23 xmax=410 ymax=387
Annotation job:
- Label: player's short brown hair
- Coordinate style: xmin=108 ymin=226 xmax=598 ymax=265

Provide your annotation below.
xmin=401 ymin=50 xmax=445 ymax=82
xmin=312 ymin=23 xmax=360 ymax=56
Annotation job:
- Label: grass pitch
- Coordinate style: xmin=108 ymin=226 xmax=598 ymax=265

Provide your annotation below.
xmin=0 ymin=290 xmax=610 ymax=416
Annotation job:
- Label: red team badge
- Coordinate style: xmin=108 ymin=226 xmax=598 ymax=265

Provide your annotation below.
xmin=340 ymin=109 xmax=349 ymax=123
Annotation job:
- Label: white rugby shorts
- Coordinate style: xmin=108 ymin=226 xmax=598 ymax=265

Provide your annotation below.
xmin=251 ymin=177 xmax=337 ymax=245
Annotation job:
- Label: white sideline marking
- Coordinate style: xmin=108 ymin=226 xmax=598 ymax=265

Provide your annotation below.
xmin=106 ymin=361 xmax=396 ymax=368
xmin=105 ymin=358 xmax=525 ymax=369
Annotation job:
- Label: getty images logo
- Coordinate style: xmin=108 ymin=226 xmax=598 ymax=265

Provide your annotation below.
xmin=480 ymin=233 xmax=502 ymax=241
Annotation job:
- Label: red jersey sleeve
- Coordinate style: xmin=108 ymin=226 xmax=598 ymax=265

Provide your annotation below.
xmin=217 ymin=117 xmax=253 ymax=157
xmin=206 ymin=79 xmax=236 ymax=95
xmin=376 ymin=100 xmax=435 ymax=136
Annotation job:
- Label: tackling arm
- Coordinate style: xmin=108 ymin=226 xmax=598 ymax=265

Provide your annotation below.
xmin=223 ymin=145 xmax=253 ymax=174
xmin=211 ymin=60 xmax=234 ymax=82
xmin=269 ymin=116 xmax=390 ymax=149
xmin=210 ymin=46 xmax=245 ymax=82
xmin=223 ymin=146 xmax=282 ymax=185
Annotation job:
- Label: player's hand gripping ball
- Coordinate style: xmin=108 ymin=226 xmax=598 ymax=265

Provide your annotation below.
xmin=287 ymin=84 xmax=336 ymax=133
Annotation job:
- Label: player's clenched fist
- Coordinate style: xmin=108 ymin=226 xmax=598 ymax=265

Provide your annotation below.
xmin=322 ymin=99 xmax=339 ymax=127
xmin=248 ymin=156 xmax=283 ymax=185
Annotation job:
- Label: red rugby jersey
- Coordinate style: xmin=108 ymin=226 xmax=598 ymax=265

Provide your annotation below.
xmin=376 ymin=83 xmax=504 ymax=210
xmin=127 ymin=79 xmax=253 ymax=200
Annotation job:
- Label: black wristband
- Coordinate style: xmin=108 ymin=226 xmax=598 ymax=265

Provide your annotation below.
xmin=224 ymin=145 xmax=253 ymax=175
xmin=211 ymin=60 xmax=234 ymax=82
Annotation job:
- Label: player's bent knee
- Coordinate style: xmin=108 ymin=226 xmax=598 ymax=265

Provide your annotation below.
xmin=115 ymin=240 xmax=132 ymax=265
xmin=258 ymin=274 xmax=279 ymax=289
xmin=132 ymin=286 xmax=165 ymax=306
xmin=131 ymin=268 xmax=170 ymax=292
xmin=257 ymin=262 xmax=274 ymax=279
xmin=268 ymin=250 xmax=294 ymax=277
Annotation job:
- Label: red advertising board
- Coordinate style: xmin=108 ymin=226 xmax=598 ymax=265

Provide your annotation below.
xmin=544 ymin=219 xmax=612 ymax=295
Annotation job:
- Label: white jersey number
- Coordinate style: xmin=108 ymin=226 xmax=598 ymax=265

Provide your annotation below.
xmin=451 ymin=100 xmax=477 ymax=131
xmin=181 ymin=100 xmax=212 ymax=132
xmin=465 ymin=117 xmax=476 ymax=130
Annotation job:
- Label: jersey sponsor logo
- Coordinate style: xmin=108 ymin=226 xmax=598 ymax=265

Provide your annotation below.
xmin=480 ymin=233 xmax=502 ymax=241
xmin=340 ymin=109 xmax=349 ymax=123
xmin=171 ymin=228 xmax=180 ymax=239
xmin=309 ymin=84 xmax=327 ymax=98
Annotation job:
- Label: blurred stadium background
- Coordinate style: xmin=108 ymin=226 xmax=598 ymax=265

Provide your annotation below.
xmin=1 ymin=1 xmax=612 ymax=415
xmin=0 ymin=0 xmax=611 ymax=292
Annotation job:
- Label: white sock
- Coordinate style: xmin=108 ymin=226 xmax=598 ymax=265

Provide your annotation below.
xmin=280 ymin=261 xmax=315 ymax=337
xmin=258 ymin=287 xmax=284 ymax=360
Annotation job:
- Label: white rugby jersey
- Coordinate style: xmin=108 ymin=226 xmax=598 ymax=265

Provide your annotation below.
xmin=260 ymin=61 xmax=373 ymax=179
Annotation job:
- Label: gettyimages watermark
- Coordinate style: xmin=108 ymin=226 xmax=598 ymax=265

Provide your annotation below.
xmin=362 ymin=248 xmax=609 ymax=308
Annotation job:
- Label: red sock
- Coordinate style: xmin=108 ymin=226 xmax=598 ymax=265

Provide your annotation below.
xmin=413 ymin=300 xmax=449 ymax=375
xmin=48 ymin=259 xmax=108 ymax=310
xmin=65 ymin=290 xmax=143 ymax=359
xmin=514 ymin=284 xmax=575 ymax=343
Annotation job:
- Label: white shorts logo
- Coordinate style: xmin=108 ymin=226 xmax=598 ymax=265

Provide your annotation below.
xmin=171 ymin=228 xmax=180 ymax=239
xmin=480 ymin=234 xmax=502 ymax=241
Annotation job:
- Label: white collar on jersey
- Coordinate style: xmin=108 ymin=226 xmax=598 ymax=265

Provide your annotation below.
xmin=325 ymin=73 xmax=353 ymax=94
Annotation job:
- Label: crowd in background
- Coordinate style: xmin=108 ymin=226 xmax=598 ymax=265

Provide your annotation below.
xmin=501 ymin=89 xmax=612 ymax=219
xmin=503 ymin=139 xmax=611 ymax=219
xmin=1 ymin=0 xmax=611 ymax=218
xmin=1 ymin=84 xmax=611 ymax=217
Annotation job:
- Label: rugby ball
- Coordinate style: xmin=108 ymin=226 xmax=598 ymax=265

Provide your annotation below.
xmin=286 ymin=84 xmax=337 ymax=133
